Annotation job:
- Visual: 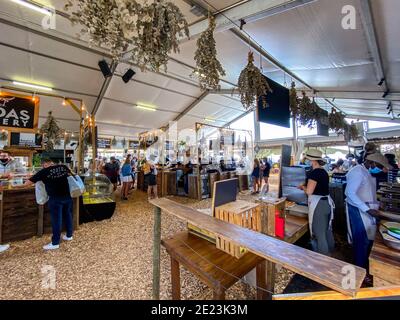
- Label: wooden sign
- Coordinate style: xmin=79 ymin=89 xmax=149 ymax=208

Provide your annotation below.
xmin=0 ymin=92 xmax=39 ymax=132
xmin=97 ymin=137 xmax=111 ymax=149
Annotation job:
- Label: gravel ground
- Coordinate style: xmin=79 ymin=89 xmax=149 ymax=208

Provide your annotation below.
xmin=0 ymin=189 xmax=294 ymax=300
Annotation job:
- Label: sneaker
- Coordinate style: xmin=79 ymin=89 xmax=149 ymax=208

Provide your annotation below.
xmin=43 ymin=243 xmax=60 ymax=250
xmin=0 ymin=244 xmax=10 ymax=253
xmin=62 ymin=235 xmax=73 ymax=241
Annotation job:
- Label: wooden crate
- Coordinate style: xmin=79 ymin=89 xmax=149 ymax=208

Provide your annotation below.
xmin=256 ymin=197 xmax=286 ymax=237
xmin=215 ymin=200 xmax=261 ymax=258
xmin=238 ymin=175 xmax=249 ymax=191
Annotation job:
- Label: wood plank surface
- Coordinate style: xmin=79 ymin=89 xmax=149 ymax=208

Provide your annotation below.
xmin=151 ymin=198 xmax=366 ymax=296
xmin=273 ymin=286 xmax=400 ymax=300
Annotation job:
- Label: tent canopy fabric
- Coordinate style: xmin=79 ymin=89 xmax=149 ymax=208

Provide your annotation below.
xmin=0 ymin=0 xmax=399 ymax=140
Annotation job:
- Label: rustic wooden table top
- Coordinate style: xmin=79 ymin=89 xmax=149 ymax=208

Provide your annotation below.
xmin=150 ymin=198 xmax=366 ymax=296
xmin=162 ymin=231 xmax=264 ymax=290
xmin=216 ymin=200 xmax=260 ymax=214
xmin=370 ymin=233 xmax=400 ymax=269
xmin=285 ymin=214 xmax=309 ymax=244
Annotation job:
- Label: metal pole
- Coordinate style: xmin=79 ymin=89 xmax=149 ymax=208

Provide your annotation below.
xmin=152 ymin=206 xmax=162 ymax=300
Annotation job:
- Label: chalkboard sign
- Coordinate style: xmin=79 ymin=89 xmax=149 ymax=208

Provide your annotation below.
xmin=0 ymin=92 xmax=39 ymax=132
xmin=97 ymin=138 xmax=111 ymax=149
xmin=211 ymin=178 xmax=238 ymax=216
xmin=10 ymin=132 xmax=42 ymax=148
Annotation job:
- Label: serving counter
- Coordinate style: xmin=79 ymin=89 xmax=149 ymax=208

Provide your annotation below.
xmin=0 ymin=186 xmax=79 ymax=244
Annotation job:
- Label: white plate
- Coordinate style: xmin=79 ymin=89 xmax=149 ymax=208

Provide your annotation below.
xmin=388 ymin=230 xmax=400 ymax=240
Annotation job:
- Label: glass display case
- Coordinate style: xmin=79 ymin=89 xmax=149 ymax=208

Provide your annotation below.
xmin=80 ymin=173 xmax=116 ymax=222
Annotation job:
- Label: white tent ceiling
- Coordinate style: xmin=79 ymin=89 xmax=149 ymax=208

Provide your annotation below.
xmin=0 ymin=0 xmax=399 ymax=140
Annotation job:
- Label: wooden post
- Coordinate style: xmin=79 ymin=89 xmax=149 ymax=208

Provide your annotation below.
xmin=256 ymin=260 xmax=269 ymax=300
xmin=73 ymin=197 xmax=79 ymax=230
xmin=0 ymin=193 xmax=3 ymax=244
xmin=153 ymin=206 xmax=162 ymax=300
xmin=171 ymin=257 xmax=181 ymax=300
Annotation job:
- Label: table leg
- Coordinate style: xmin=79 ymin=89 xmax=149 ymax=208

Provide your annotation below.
xmin=171 ymin=257 xmax=181 ymax=300
xmin=153 ymin=206 xmax=162 ymax=300
xmin=266 ymin=261 xmax=276 ymax=300
xmin=256 ymin=260 xmax=268 ymax=300
xmin=213 ymin=290 xmax=226 ymax=300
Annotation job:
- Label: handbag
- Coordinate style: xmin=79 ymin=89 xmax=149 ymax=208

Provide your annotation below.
xmin=68 ymin=175 xmax=85 ymax=198
xmin=35 ymin=181 xmax=49 ymax=205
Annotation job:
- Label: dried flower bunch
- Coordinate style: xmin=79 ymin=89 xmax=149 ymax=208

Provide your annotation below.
xmin=238 ymin=52 xmax=272 ymax=110
xmin=346 ymin=122 xmax=360 ymax=141
xmin=40 ymin=111 xmax=63 ymax=151
xmin=131 ymin=0 xmax=189 ymax=72
xmin=289 ymin=81 xmax=299 ymax=118
xmin=65 ymin=0 xmax=140 ymax=56
xmin=192 ymin=15 xmax=226 ymax=90
xmin=328 ymin=108 xmax=347 ymax=134
xmin=297 ymin=91 xmax=318 ymax=128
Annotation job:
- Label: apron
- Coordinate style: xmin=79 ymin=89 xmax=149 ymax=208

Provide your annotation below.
xmin=308 ymin=194 xmax=335 ymax=238
xmin=345 ymin=202 xmax=378 ymax=243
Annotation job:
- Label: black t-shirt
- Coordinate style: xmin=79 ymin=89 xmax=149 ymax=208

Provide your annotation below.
xmin=30 ymin=164 xmax=71 ymax=198
xmin=307 ymin=168 xmax=329 ymax=196
xmin=103 ymin=162 xmax=120 ymax=178
xmin=263 ymin=162 xmax=271 ymax=177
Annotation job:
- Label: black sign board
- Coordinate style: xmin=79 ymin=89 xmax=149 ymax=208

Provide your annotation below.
xmin=0 ymin=93 xmax=39 ymax=132
xmin=317 ymin=108 xmax=330 ymax=137
xmin=129 ymin=140 xmax=140 ymax=150
xmin=97 ymin=138 xmax=111 ymax=149
xmin=10 ymin=132 xmax=43 ymax=148
xmin=257 ymin=76 xmax=291 ymax=128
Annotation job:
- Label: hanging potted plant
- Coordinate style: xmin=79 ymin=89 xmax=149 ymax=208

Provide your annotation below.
xmin=238 ymin=52 xmax=272 ymax=110
xmin=289 ymin=81 xmax=299 ymax=118
xmin=192 ymin=14 xmax=226 ymax=90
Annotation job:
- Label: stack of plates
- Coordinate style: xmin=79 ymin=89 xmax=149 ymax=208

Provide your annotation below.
xmin=379 ymin=222 xmax=400 ymax=251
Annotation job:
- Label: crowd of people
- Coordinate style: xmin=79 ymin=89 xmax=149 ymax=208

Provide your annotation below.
xmin=251 ymin=158 xmax=272 ymax=195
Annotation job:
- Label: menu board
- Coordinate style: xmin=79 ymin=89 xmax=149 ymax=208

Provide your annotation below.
xmin=97 ymin=138 xmax=111 ymax=149
xmin=10 ymin=132 xmax=43 ymax=148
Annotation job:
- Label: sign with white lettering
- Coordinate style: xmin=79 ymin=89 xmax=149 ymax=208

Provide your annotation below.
xmin=0 ymin=92 xmax=39 ymax=132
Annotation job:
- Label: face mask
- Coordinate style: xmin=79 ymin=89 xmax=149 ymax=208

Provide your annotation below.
xmin=369 ymin=167 xmax=382 ymax=174
xmin=304 ymin=160 xmax=311 ymax=166
xmin=0 ymin=158 xmax=9 ymax=164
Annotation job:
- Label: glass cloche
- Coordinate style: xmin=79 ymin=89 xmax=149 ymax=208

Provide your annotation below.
xmin=81 ymin=173 xmax=114 ymax=204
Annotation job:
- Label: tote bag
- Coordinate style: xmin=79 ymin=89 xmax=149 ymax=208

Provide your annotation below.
xmin=35 ymin=181 xmax=49 ymax=205
xmin=68 ymin=175 xmax=85 ymax=198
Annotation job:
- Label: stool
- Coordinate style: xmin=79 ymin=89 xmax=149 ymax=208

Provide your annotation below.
xmin=162 ymin=231 xmax=268 ymax=300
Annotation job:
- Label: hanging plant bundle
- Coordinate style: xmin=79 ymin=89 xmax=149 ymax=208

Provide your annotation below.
xmin=0 ymin=130 xmax=8 ymax=141
xmin=192 ymin=15 xmax=226 ymax=90
xmin=328 ymin=108 xmax=347 ymax=134
xmin=40 ymin=111 xmax=63 ymax=151
xmin=297 ymin=91 xmax=318 ymax=128
xmin=131 ymin=0 xmax=189 ymax=72
xmin=111 ymin=136 xmax=117 ymax=146
xmin=65 ymin=0 xmax=140 ymax=56
xmin=121 ymin=138 xmax=127 ymax=148
xmin=289 ymin=81 xmax=299 ymax=118
xmin=238 ymin=52 xmax=272 ymax=110
xmin=345 ymin=122 xmax=360 ymax=141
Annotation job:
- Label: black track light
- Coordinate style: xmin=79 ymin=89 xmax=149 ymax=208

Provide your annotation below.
xmin=382 ymin=90 xmax=389 ymax=98
xmin=98 ymin=60 xmax=112 ymax=78
xmin=122 ymin=69 xmax=136 ymax=83
xmin=378 ymin=78 xmax=385 ymax=86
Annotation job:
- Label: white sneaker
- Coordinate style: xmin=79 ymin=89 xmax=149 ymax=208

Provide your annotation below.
xmin=0 ymin=244 xmax=10 ymax=253
xmin=62 ymin=235 xmax=73 ymax=241
xmin=43 ymin=243 xmax=60 ymax=250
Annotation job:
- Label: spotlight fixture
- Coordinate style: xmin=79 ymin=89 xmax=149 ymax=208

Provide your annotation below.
xmin=378 ymin=78 xmax=385 ymax=86
xmin=62 ymin=98 xmax=67 ymax=106
xmin=122 ymin=69 xmax=136 ymax=83
xmin=332 ymin=98 xmax=336 ymax=102
xmin=98 ymin=60 xmax=112 ymax=78
xmin=382 ymin=90 xmax=389 ymax=98
xmin=240 ymin=19 xmax=247 ymax=30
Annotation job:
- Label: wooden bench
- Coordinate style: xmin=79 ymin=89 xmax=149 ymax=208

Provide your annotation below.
xmin=150 ymin=198 xmax=366 ymax=299
xmin=162 ymin=231 xmax=267 ymax=300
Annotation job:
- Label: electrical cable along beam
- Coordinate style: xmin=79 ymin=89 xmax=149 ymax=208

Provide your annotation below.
xmin=150 ymin=198 xmax=366 ymax=297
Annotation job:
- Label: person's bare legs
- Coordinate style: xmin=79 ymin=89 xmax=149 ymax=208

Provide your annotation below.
xmin=153 ymin=185 xmax=158 ymax=199
xmin=264 ymin=177 xmax=269 ymax=193
xmin=148 ymin=186 xmax=152 ymax=200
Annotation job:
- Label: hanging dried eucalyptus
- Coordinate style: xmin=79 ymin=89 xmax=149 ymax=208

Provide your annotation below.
xmin=289 ymin=81 xmax=299 ymax=118
xmin=345 ymin=123 xmax=359 ymax=141
xmin=40 ymin=111 xmax=63 ymax=151
xmin=328 ymin=108 xmax=347 ymax=134
xmin=238 ymin=52 xmax=272 ymax=110
xmin=131 ymin=0 xmax=189 ymax=72
xmin=297 ymin=91 xmax=317 ymax=128
xmin=192 ymin=15 xmax=225 ymax=90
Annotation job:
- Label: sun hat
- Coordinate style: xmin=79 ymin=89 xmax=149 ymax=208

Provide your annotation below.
xmin=366 ymin=152 xmax=392 ymax=169
xmin=304 ymin=150 xmax=326 ymax=163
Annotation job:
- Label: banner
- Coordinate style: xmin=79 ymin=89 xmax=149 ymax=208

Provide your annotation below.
xmin=0 ymin=92 xmax=39 ymax=132
xmin=317 ymin=108 xmax=330 ymax=137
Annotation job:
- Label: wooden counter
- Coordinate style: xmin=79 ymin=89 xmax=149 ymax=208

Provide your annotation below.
xmin=0 ymin=187 xmax=78 ymax=244
xmin=369 ymin=233 xmax=400 ymax=287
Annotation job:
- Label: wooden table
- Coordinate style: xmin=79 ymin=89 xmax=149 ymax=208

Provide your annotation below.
xmin=369 ymin=233 xmax=400 ymax=287
xmin=162 ymin=231 xmax=267 ymax=300
xmin=150 ymin=198 xmax=366 ymax=299
xmin=285 ymin=214 xmax=309 ymax=244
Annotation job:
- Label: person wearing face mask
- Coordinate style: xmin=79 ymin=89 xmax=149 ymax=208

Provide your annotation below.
xmin=0 ymin=150 xmax=26 ymax=179
xmin=369 ymin=163 xmax=388 ymax=190
xmin=345 ymin=152 xmax=391 ymax=269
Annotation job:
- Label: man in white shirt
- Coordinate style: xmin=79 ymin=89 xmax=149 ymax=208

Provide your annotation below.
xmin=0 ymin=150 xmax=26 ymax=178
xmin=345 ymin=152 xmax=390 ymax=269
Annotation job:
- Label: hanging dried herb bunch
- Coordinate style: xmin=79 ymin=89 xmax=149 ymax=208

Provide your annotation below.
xmin=289 ymin=81 xmax=299 ymax=118
xmin=345 ymin=122 xmax=360 ymax=141
xmin=65 ymin=0 xmax=140 ymax=56
xmin=131 ymin=0 xmax=189 ymax=72
xmin=238 ymin=52 xmax=272 ymax=110
xmin=40 ymin=111 xmax=63 ymax=151
xmin=192 ymin=15 xmax=226 ymax=90
xmin=328 ymin=108 xmax=347 ymax=134
xmin=121 ymin=138 xmax=127 ymax=148
xmin=0 ymin=130 xmax=8 ymax=141
xmin=111 ymin=136 xmax=117 ymax=146
xmin=297 ymin=91 xmax=318 ymax=128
